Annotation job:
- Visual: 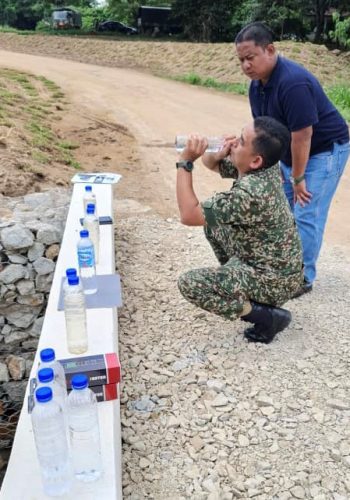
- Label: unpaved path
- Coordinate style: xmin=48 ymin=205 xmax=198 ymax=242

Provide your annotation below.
xmin=0 ymin=49 xmax=349 ymax=249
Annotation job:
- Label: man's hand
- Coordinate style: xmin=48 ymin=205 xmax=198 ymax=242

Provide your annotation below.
xmin=293 ymin=180 xmax=312 ymax=207
xmin=202 ymin=135 xmax=235 ymax=172
xmin=180 ymin=135 xmax=208 ymax=162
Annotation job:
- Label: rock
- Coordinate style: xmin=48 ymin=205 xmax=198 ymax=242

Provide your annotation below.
xmin=7 ymin=254 xmax=27 ymax=265
xmin=16 ymin=279 xmax=35 ymax=295
xmin=211 ymin=394 xmax=228 ymax=407
xmin=6 ymin=355 xmax=26 ymax=380
xmin=139 ymin=457 xmax=151 ymax=469
xmin=167 ymin=416 xmax=180 ymax=428
xmin=207 ymin=379 xmax=226 ymax=392
xmin=0 ymin=362 xmax=9 ymax=382
xmin=190 ymin=435 xmax=205 ymax=452
xmin=36 ymin=224 xmax=61 ymax=245
xmin=4 ymin=305 xmax=39 ymax=328
xmin=237 ymin=434 xmax=249 ymax=447
xmin=326 ymin=399 xmax=350 ymax=410
xmin=29 ymin=317 xmax=44 ymax=338
xmin=290 ymin=485 xmax=305 ymax=498
xmin=0 ymin=264 xmax=26 ymax=285
xmin=45 ymin=244 xmax=60 ymax=260
xmin=33 ymin=257 xmax=55 ymax=276
xmin=27 ymin=242 xmax=45 ymax=262
xmin=0 ymin=224 xmax=34 ymax=251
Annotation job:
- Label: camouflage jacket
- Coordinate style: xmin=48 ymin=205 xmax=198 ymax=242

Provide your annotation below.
xmin=201 ymin=160 xmax=303 ymax=276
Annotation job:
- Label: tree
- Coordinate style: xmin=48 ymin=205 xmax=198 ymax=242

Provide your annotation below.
xmin=172 ymin=0 xmax=238 ymax=42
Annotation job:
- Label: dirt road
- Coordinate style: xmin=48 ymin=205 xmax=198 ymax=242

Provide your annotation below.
xmin=1 ymin=50 xmax=349 ymax=248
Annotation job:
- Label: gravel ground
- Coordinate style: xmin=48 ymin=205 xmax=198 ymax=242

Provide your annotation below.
xmin=116 ymin=213 xmax=350 ymax=500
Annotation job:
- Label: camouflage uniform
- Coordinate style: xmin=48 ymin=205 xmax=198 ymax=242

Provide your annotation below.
xmin=178 ymin=160 xmax=303 ymax=320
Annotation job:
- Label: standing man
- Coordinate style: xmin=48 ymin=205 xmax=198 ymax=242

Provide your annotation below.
xmin=176 ymin=116 xmax=303 ymax=344
xmin=235 ymin=22 xmax=350 ymax=297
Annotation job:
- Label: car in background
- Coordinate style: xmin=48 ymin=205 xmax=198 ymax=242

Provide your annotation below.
xmin=97 ymin=20 xmax=138 ymax=35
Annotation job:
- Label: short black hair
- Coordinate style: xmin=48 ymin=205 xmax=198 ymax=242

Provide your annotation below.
xmin=252 ymin=116 xmax=290 ymax=168
xmin=235 ymin=22 xmax=275 ymax=47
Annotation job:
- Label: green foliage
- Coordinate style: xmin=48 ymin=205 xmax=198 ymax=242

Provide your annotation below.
xmin=172 ymin=0 xmax=238 ymax=42
xmin=329 ymin=12 xmax=350 ymax=49
xmin=174 ymin=73 xmax=248 ymax=95
xmin=325 ymin=84 xmax=350 ymax=122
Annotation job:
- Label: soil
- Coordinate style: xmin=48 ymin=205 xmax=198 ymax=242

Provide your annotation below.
xmin=0 ymin=35 xmax=349 ymax=249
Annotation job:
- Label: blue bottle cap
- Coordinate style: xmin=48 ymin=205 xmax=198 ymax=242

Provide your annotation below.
xmin=68 ymin=275 xmax=79 ymax=286
xmin=80 ymin=229 xmax=89 ymax=238
xmin=65 ymin=268 xmax=77 ymax=278
xmin=38 ymin=368 xmax=54 ymax=383
xmin=35 ymin=387 xmax=53 ymax=403
xmin=71 ymin=374 xmax=88 ymax=390
xmin=40 ymin=348 xmax=55 ymax=362
xmin=86 ymin=203 xmax=95 ymax=214
xmin=85 ymin=185 xmax=92 ymax=192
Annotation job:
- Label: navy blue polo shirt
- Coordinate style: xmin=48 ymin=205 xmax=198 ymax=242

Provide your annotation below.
xmin=249 ymin=56 xmax=349 ymax=166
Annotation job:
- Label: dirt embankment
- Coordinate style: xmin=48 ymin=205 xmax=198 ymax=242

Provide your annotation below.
xmin=0 ymin=33 xmax=349 ymax=87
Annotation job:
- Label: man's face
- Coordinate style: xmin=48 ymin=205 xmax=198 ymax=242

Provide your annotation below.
xmin=236 ymin=41 xmax=276 ymax=83
xmin=229 ymin=123 xmax=261 ymax=173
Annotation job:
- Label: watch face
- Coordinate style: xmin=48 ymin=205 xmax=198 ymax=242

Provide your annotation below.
xmin=176 ymin=160 xmax=194 ymax=172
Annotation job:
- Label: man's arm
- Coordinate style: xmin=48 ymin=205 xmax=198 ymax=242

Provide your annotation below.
xmin=176 ymin=135 xmax=207 ymax=226
xmin=291 ymin=126 xmax=313 ymax=206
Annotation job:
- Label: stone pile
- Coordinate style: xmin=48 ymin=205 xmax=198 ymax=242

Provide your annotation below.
xmin=0 ymin=189 xmax=70 ymax=481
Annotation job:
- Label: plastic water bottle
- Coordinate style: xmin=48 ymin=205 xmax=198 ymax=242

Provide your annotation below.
xmin=64 ymin=275 xmax=88 ymax=354
xmin=38 ymin=348 xmax=66 ymax=390
xmin=62 ymin=267 xmax=77 ymax=294
xmin=67 ymin=374 xmax=103 ymax=482
xmin=83 ymin=185 xmax=97 ymax=216
xmin=83 ymin=204 xmax=100 ymax=264
xmin=31 ymin=387 xmax=71 ymax=496
xmin=77 ymin=229 xmax=98 ymax=295
xmin=175 ymin=135 xmax=224 ymax=153
xmin=37 ymin=368 xmax=67 ymax=412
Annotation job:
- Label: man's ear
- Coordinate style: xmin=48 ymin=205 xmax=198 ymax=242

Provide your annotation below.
xmin=265 ymin=43 xmax=276 ymax=56
xmin=250 ymin=155 xmax=264 ymax=170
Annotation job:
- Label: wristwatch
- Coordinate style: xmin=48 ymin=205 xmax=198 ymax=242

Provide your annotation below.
xmin=290 ymin=174 xmax=305 ymax=186
xmin=176 ymin=160 xmax=194 ymax=172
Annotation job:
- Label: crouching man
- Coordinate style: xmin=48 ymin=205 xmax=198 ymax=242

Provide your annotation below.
xmin=176 ymin=116 xmax=303 ymax=343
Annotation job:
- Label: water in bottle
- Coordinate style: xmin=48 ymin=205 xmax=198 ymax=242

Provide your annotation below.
xmin=77 ymin=229 xmax=98 ymax=294
xmin=67 ymin=374 xmax=103 ymax=482
xmin=83 ymin=203 xmax=100 ymax=264
xmin=83 ymin=185 xmax=97 ymax=216
xmin=38 ymin=348 xmax=66 ymax=390
xmin=62 ymin=267 xmax=77 ymax=295
xmin=64 ymin=275 xmax=88 ymax=354
xmin=37 ymin=368 xmax=67 ymax=412
xmin=31 ymin=387 xmax=71 ymax=497
xmin=175 ymin=135 xmax=224 ymax=153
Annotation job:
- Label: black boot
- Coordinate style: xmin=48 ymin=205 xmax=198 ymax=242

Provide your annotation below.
xmin=241 ymin=301 xmax=292 ymax=344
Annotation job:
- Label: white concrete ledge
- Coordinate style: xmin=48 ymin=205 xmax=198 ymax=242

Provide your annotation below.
xmin=0 ymin=183 xmax=122 ymax=499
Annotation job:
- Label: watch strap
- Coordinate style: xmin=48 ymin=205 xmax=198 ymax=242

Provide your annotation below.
xmin=292 ymin=174 xmax=305 ymax=186
xmin=176 ymin=160 xmax=194 ymax=172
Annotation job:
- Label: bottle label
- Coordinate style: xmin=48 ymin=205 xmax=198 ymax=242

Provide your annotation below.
xmin=78 ymin=247 xmax=95 ymax=267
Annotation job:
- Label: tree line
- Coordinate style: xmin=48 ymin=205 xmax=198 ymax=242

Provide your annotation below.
xmin=0 ymin=0 xmax=349 ymax=48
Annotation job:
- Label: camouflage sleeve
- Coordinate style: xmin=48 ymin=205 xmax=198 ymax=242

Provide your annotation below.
xmin=218 ymin=158 xmax=239 ymax=179
xmin=201 ymin=187 xmax=252 ymax=227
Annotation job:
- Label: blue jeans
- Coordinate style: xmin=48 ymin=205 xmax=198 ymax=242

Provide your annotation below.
xmin=280 ymin=141 xmax=350 ymax=284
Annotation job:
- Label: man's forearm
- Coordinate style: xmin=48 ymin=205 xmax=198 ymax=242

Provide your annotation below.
xmin=176 ymin=169 xmax=205 ymax=226
xmin=291 ymin=127 xmax=313 ymax=178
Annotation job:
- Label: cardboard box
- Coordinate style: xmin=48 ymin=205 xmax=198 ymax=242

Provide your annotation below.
xmin=58 ymin=353 xmax=121 ymax=389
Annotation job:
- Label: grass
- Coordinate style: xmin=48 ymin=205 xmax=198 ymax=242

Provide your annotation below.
xmin=325 ymin=84 xmax=350 ymax=122
xmin=174 ymin=73 xmax=249 ymax=96
xmin=0 ymin=68 xmax=80 ymax=169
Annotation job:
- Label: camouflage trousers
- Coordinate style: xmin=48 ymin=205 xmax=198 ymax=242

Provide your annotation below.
xmin=178 ymin=226 xmax=303 ymax=321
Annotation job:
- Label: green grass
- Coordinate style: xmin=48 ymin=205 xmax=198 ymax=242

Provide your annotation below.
xmin=325 ymin=84 xmax=350 ymax=122
xmin=174 ymin=73 xmax=249 ymax=96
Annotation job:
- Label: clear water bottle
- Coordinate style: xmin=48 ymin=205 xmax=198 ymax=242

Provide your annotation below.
xmin=38 ymin=348 xmax=66 ymax=390
xmin=77 ymin=229 xmax=98 ymax=295
xmin=83 ymin=185 xmax=97 ymax=216
xmin=37 ymin=368 xmax=67 ymax=412
xmin=83 ymin=204 xmax=100 ymax=264
xmin=31 ymin=387 xmax=71 ymax=496
xmin=67 ymin=374 xmax=103 ymax=482
xmin=62 ymin=267 xmax=77 ymax=295
xmin=64 ymin=275 xmax=88 ymax=354
xmin=175 ymin=135 xmax=224 ymax=153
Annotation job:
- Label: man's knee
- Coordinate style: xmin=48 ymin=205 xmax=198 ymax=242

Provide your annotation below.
xmin=178 ymin=271 xmax=194 ymax=300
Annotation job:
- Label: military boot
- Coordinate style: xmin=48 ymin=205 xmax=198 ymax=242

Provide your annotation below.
xmin=241 ymin=301 xmax=292 ymax=344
